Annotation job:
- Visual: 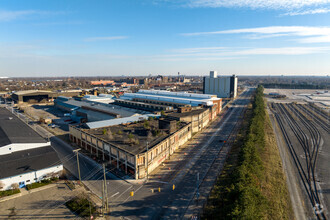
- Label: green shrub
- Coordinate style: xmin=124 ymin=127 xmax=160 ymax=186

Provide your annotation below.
xmin=229 ymin=85 xmax=267 ymax=219
xmin=66 ymin=196 xmax=97 ymax=217
xmin=0 ymin=189 xmax=20 ymax=198
xmin=26 ymin=177 xmax=58 ymax=190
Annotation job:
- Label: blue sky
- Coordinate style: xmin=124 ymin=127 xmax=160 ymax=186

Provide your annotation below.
xmin=1 ymin=0 xmax=330 ymax=77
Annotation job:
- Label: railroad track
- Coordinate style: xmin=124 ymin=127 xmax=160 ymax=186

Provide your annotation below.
xmin=294 ymin=104 xmax=329 ymax=133
xmin=308 ymin=103 xmax=329 ymax=120
xmin=271 ymin=103 xmax=327 ymax=220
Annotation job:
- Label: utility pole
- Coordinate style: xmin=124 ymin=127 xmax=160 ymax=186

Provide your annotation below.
xmin=196 ymin=172 xmax=200 ymax=203
xmin=73 ymin=149 xmax=81 ymax=184
xmin=168 ymin=139 xmax=171 ymax=160
xmin=146 ymin=142 xmax=149 ymax=181
xmin=103 ymin=163 xmax=109 ymax=215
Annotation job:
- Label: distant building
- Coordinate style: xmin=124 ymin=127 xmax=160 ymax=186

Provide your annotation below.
xmin=54 ymin=96 xmax=152 ymax=123
xmin=90 ymin=80 xmax=115 ymax=86
xmin=203 ymin=71 xmax=238 ymax=98
xmin=11 ymin=90 xmax=82 ymax=104
xmin=120 ymin=89 xmax=222 ymax=114
xmin=0 ymin=108 xmax=63 ymax=190
xmin=82 ymin=94 xmax=115 ymax=104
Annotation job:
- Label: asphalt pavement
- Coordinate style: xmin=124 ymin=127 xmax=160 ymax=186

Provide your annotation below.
xmin=108 ymin=89 xmax=253 ymax=219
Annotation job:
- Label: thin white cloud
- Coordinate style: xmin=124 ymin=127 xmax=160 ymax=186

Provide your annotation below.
xmin=182 ymin=26 xmax=330 ymax=43
xmin=186 ymin=0 xmax=330 ymax=10
xmin=84 ymin=36 xmax=129 ymax=42
xmin=156 ymin=46 xmax=330 ymax=61
xmin=281 ymin=7 xmax=330 ymax=16
xmin=169 ymin=47 xmax=227 ymax=53
xmin=0 ymin=10 xmax=36 ymax=21
xmin=0 ymin=10 xmax=66 ymax=22
xmin=233 ymin=47 xmax=330 ymax=55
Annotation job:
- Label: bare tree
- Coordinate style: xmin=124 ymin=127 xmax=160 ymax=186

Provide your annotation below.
xmin=11 ymin=183 xmax=19 ymax=190
xmin=0 ymin=181 xmax=4 ymax=190
xmin=147 ymin=130 xmax=152 ymax=140
xmin=107 ymin=129 xmax=113 ymax=140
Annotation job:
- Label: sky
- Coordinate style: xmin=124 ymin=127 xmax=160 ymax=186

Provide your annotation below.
xmin=0 ymin=0 xmax=330 ymax=77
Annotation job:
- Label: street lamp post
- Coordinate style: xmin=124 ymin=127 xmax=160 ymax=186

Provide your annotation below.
xmin=146 ymin=142 xmax=149 ymax=181
xmin=73 ymin=149 xmax=81 ymax=184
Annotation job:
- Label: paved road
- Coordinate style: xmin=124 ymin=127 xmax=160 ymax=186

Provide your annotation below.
xmin=108 ymin=89 xmax=253 ymax=219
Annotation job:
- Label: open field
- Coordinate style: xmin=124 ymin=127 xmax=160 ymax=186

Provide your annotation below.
xmin=265 ymin=88 xmax=330 ymax=109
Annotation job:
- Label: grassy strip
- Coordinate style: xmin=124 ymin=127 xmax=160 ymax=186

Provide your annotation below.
xmin=0 ymin=189 xmax=20 ymax=198
xmin=65 ymin=196 xmax=98 ymax=217
xmin=26 ymin=177 xmax=58 ymax=190
xmin=202 ymin=85 xmax=293 ymax=219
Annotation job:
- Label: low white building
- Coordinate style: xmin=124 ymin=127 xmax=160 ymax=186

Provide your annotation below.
xmin=0 ymin=108 xmax=63 ymax=191
xmin=82 ymin=94 xmax=115 ymax=104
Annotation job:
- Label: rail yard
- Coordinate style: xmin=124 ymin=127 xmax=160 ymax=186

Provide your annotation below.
xmin=269 ymin=100 xmax=329 ymax=219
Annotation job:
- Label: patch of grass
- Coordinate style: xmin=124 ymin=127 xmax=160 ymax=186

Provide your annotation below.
xmin=66 ymin=196 xmax=98 ymax=217
xmin=261 ymin=112 xmax=294 ymax=220
xmin=26 ymin=177 xmax=58 ymax=190
xmin=0 ymin=189 xmax=20 ymax=198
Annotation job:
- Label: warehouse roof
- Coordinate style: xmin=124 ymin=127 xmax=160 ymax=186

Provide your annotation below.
xmin=0 ymin=146 xmax=61 ymax=179
xmin=167 ymin=108 xmax=208 ymax=118
xmin=84 ymin=114 xmax=159 ymax=129
xmin=0 ymin=108 xmax=46 ymax=147
xmin=55 ymin=98 xmax=150 ymax=118
xmin=13 ymin=90 xmax=54 ymax=96
xmin=139 ymin=89 xmax=218 ymax=100
xmin=83 ymin=118 xmax=187 ymax=155
xmin=121 ymin=90 xmax=221 ymax=107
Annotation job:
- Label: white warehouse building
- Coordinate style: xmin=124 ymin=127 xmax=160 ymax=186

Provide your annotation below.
xmin=203 ymin=71 xmax=238 ymax=98
xmin=0 ymin=108 xmax=63 ymax=191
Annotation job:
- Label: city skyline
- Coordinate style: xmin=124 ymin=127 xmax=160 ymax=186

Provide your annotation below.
xmin=1 ymin=0 xmax=330 ymax=77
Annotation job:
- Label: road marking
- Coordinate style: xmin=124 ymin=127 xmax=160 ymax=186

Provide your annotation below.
xmin=111 ymin=192 xmax=119 ymax=197
xmin=111 ymin=185 xmax=133 ymax=202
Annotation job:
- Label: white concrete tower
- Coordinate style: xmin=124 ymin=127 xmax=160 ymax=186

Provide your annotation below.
xmin=210 ymin=71 xmax=217 ymax=78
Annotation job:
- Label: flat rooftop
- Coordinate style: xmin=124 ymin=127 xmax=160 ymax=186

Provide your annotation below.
xmin=0 ymin=108 xmax=47 ymax=147
xmin=0 ymin=146 xmax=61 ymax=179
xmin=58 ymin=98 xmax=150 ymax=118
xmin=13 ymin=90 xmax=54 ymax=96
xmin=82 ymin=119 xmax=187 ymax=155
xmin=167 ymin=108 xmax=208 ymax=118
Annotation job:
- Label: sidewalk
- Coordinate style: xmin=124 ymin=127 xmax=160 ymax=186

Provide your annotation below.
xmin=0 ymin=180 xmax=64 ymax=203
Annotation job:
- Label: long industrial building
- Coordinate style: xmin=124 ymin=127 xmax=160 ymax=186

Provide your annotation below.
xmin=54 ymin=96 xmax=151 ymax=123
xmin=12 ymin=90 xmax=82 ymax=104
xmin=68 ymin=89 xmax=223 ymax=179
xmin=203 ymin=71 xmax=238 ymax=98
xmin=120 ymin=89 xmax=222 ymax=114
xmin=69 ymin=118 xmax=191 ymax=179
xmin=0 ymin=108 xmax=63 ymax=190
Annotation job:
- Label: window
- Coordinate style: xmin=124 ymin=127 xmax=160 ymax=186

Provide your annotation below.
xmin=26 ymin=180 xmax=30 ymax=182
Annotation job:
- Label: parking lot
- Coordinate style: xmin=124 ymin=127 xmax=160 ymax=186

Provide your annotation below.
xmin=0 ymin=182 xmax=81 ymax=220
xmin=17 ymin=104 xmax=78 ymax=134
